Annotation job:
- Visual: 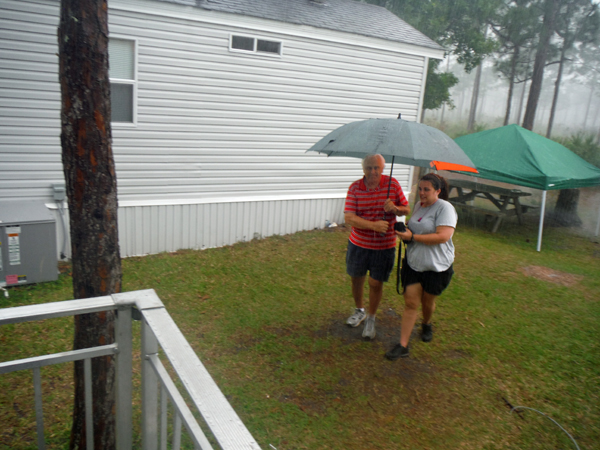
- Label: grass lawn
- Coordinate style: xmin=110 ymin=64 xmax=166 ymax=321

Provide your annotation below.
xmin=1 ymin=215 xmax=599 ymax=449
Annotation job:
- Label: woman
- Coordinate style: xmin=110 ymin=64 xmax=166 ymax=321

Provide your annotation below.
xmin=385 ymin=173 xmax=457 ymax=360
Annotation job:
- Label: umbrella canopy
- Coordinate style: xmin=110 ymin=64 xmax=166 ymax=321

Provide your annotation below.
xmin=454 ymin=124 xmax=600 ymax=190
xmin=307 ymin=118 xmax=478 ymax=173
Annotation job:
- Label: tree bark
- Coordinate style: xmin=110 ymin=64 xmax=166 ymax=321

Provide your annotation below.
xmin=58 ymin=1 xmax=122 ymax=449
xmin=504 ymin=46 xmax=519 ymax=126
xmin=546 ymin=45 xmax=566 ymax=138
xmin=516 ymin=79 xmax=527 ymax=125
xmin=549 ymin=189 xmax=582 ymax=227
xmin=467 ymin=62 xmax=483 ymax=132
xmin=583 ymin=84 xmax=594 ymax=129
xmin=594 ymin=100 xmax=600 ymax=143
xmin=522 ymin=0 xmax=560 ymax=130
xmin=440 ymin=56 xmax=451 ymax=129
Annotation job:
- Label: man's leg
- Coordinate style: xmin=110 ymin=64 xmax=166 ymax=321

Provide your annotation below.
xmin=362 ymin=276 xmax=383 ymax=339
xmin=400 ymin=283 xmax=423 ymax=348
xmin=351 ymin=276 xmax=366 ymax=308
xmin=367 ymin=276 xmax=384 ymax=315
xmin=347 ymin=276 xmax=367 ymax=327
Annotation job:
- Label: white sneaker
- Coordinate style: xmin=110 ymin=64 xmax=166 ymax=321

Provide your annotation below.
xmin=346 ymin=308 xmax=366 ymax=327
xmin=362 ymin=315 xmax=376 ymax=339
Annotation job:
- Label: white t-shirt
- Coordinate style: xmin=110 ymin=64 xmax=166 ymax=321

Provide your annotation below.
xmin=406 ymin=199 xmax=457 ymax=272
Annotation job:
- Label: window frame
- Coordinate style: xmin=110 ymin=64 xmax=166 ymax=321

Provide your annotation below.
xmin=109 ymin=35 xmax=138 ymax=127
xmin=228 ymin=34 xmax=283 ymax=57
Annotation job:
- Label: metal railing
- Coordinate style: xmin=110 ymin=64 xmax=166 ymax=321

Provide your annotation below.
xmin=0 ymin=289 xmax=261 ymax=450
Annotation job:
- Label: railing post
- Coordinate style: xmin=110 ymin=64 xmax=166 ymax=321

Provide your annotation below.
xmin=32 ymin=367 xmax=46 ymax=450
xmin=115 ymin=305 xmax=133 ymax=450
xmin=142 ymin=317 xmax=159 ymax=450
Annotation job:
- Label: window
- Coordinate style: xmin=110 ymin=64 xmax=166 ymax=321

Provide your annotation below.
xmin=230 ymin=35 xmax=282 ymax=56
xmin=109 ymin=37 xmax=137 ymax=124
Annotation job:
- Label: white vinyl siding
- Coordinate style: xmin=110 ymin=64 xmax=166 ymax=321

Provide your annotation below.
xmin=1 ymin=0 xmax=435 ymax=257
xmin=0 ymin=0 xmax=62 ymax=201
xmin=106 ymin=4 xmax=423 ymax=202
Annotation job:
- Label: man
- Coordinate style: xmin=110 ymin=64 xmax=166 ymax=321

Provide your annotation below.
xmin=344 ymin=154 xmax=410 ymax=339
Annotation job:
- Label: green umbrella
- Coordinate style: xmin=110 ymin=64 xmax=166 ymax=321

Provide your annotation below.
xmin=307 ymin=117 xmax=477 ymax=173
xmin=307 ymin=116 xmax=477 ymax=201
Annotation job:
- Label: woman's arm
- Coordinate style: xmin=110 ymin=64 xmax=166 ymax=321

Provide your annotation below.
xmin=397 ymin=225 xmax=454 ymax=245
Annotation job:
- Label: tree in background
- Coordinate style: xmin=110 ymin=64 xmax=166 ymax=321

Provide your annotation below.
xmin=570 ymin=40 xmax=600 ymax=138
xmin=466 ymin=26 xmax=489 ymax=132
xmin=363 ymin=0 xmax=499 ymax=117
xmin=522 ymin=0 xmax=561 ymax=130
xmin=578 ymin=61 xmax=600 ymax=135
xmin=421 ymin=59 xmax=459 ymax=122
xmin=545 ymin=1 xmax=599 ymax=227
xmin=58 ymin=0 xmax=122 ymax=448
xmin=546 ymin=0 xmax=599 ymax=138
xmin=490 ymin=0 xmax=540 ymax=125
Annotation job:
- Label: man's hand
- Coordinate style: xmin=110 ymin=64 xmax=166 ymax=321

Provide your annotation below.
xmin=372 ymin=220 xmax=390 ymax=234
xmin=344 ymin=212 xmax=390 ymax=233
xmin=384 ymin=198 xmax=410 ymax=216
xmin=383 ymin=198 xmax=396 ymax=214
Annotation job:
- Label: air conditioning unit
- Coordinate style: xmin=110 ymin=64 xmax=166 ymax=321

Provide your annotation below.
xmin=0 ymin=201 xmax=58 ymax=287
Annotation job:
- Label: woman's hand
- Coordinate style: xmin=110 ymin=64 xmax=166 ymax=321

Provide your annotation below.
xmin=396 ymin=229 xmax=412 ymax=242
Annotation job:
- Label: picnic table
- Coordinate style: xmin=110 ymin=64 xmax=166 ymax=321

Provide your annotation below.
xmin=448 ymin=179 xmax=536 ymax=232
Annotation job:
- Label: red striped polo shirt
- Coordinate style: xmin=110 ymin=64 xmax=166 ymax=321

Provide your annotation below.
xmin=344 ymin=175 xmax=408 ymax=250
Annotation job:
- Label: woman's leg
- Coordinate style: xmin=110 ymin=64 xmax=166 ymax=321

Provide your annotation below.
xmin=421 ymin=291 xmax=437 ymax=324
xmin=400 ymin=283 xmax=423 ymax=347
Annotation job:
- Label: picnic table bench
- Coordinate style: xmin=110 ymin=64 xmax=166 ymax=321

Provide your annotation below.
xmin=448 ymin=179 xmax=537 ymax=232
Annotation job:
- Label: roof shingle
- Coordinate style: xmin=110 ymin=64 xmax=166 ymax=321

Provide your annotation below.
xmin=158 ymin=0 xmax=443 ymax=50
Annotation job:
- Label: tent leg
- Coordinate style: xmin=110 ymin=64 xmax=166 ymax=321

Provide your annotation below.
xmin=537 ymin=191 xmax=547 ymax=252
xmin=595 ymin=203 xmax=600 ymax=237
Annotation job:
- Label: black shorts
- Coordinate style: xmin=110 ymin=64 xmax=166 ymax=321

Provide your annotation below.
xmin=346 ymin=241 xmax=396 ymax=282
xmin=401 ymin=259 xmax=454 ymax=296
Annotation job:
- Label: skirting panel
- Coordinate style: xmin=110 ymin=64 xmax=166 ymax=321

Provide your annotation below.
xmin=117 ymin=197 xmax=345 ymax=257
xmin=51 ymin=197 xmax=345 ymax=259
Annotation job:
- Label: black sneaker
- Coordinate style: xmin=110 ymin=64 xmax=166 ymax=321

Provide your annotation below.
xmin=422 ymin=323 xmax=433 ymax=342
xmin=385 ymin=343 xmax=409 ymax=360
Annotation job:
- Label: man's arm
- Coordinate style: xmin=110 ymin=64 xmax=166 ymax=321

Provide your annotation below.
xmin=344 ymin=212 xmax=389 ymax=234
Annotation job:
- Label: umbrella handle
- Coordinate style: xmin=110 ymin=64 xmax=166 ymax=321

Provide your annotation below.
xmin=386 ymin=156 xmax=394 ymax=198
xmin=381 ymin=155 xmax=395 ymax=237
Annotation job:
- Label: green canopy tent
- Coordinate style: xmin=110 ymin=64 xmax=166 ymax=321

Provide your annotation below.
xmin=453 ymin=124 xmax=600 ymax=251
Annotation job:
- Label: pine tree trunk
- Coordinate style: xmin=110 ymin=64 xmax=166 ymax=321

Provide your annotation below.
xmin=548 ymin=189 xmax=582 ymax=227
xmin=516 ymin=79 xmax=527 ymax=125
xmin=504 ymin=47 xmax=519 ymax=126
xmin=583 ymin=84 xmax=594 ymax=129
xmin=522 ymin=0 xmax=559 ymax=130
xmin=58 ymin=1 xmax=122 ymax=448
xmin=546 ymin=45 xmax=567 ymax=138
xmin=467 ymin=63 xmax=482 ymax=132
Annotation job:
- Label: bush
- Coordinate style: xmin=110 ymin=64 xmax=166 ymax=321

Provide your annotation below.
xmin=555 ymin=133 xmax=600 ymax=168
